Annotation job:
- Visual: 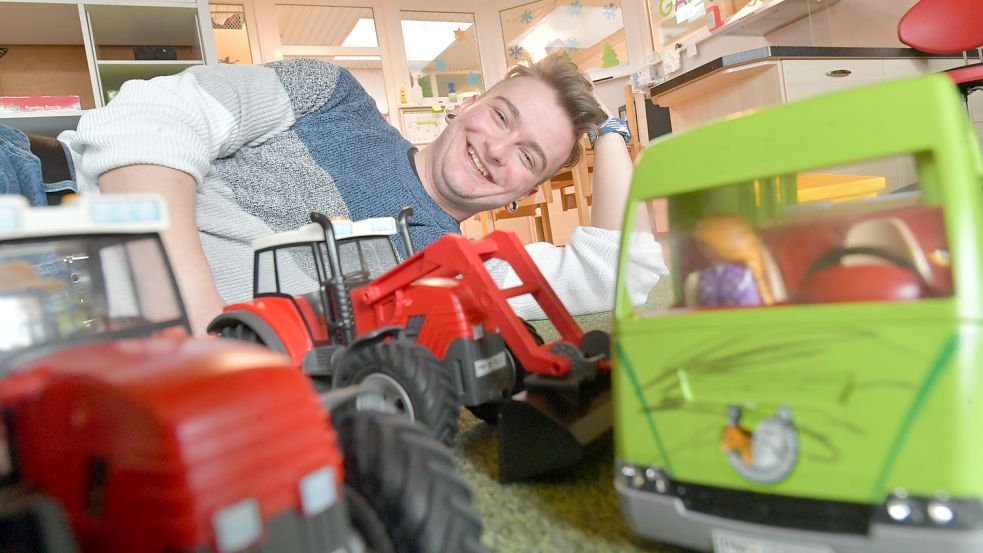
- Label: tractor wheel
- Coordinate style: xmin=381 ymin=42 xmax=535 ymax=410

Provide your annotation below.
xmin=343 ymin=484 xmax=395 ymax=553
xmin=332 ymin=340 xmax=459 ymax=446
xmin=336 ymin=411 xmax=486 ymax=553
xmin=466 ymin=321 xmax=544 ymax=425
xmin=217 ymin=323 xmax=265 ymax=345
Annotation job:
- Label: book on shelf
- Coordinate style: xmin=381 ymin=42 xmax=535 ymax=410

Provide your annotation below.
xmin=0 ymin=96 xmax=82 ymax=114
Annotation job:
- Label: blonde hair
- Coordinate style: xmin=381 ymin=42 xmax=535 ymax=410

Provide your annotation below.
xmin=498 ymin=54 xmax=608 ymax=170
xmin=692 ymin=214 xmax=775 ymax=305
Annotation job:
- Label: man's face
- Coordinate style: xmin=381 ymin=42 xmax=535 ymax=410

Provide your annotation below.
xmin=428 ymin=77 xmax=576 ymax=217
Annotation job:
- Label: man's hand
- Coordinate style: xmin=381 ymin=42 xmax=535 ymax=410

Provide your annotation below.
xmin=99 ymin=165 xmax=224 ymax=337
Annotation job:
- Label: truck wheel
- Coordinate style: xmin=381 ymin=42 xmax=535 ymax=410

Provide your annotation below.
xmin=336 ymin=412 xmax=486 ymax=553
xmin=343 ymin=484 xmax=395 ymax=553
xmin=467 ymin=321 xmax=544 ymax=425
xmin=333 ymin=340 xmax=458 ymax=446
xmin=217 ymin=323 xmax=264 ymax=345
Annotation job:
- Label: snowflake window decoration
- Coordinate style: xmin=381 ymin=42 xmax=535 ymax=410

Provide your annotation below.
xmin=435 ymin=58 xmax=448 ymax=72
xmin=519 ymin=9 xmax=533 ymax=24
xmin=567 ymin=0 xmax=583 ymax=16
xmin=603 ymin=3 xmax=618 ymax=19
xmin=509 ymin=44 xmax=525 ymax=60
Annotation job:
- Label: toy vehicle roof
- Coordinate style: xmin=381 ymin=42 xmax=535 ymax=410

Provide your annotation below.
xmin=0 ymin=194 xmax=168 ymax=241
xmin=252 ymin=217 xmax=398 ymax=251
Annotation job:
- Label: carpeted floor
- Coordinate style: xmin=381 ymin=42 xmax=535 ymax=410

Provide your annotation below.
xmin=454 ymin=282 xmax=690 ymax=553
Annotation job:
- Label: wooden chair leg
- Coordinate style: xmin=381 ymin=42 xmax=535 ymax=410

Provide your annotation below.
xmin=571 ymin=159 xmax=591 ymax=226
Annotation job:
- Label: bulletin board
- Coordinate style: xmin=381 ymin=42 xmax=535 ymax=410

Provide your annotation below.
xmin=399 ymin=106 xmax=448 ymax=145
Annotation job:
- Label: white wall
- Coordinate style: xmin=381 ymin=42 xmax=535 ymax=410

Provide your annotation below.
xmin=349 ymin=68 xmax=389 ymax=116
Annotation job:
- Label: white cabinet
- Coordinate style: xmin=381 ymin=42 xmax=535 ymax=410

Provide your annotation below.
xmin=0 ymin=0 xmax=216 ymax=136
xmin=653 ymin=56 xmax=977 ymax=133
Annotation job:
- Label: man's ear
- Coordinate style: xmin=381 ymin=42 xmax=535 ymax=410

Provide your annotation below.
xmin=445 ymin=94 xmax=480 ymax=123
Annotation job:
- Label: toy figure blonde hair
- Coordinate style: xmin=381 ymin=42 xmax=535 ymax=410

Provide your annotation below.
xmin=692 ymin=214 xmax=775 ymax=305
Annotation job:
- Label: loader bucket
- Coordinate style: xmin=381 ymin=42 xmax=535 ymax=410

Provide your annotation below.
xmin=497 ymin=386 xmax=612 ymax=483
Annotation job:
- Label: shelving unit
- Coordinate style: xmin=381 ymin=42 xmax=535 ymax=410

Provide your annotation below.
xmin=0 ymin=0 xmax=215 ymax=137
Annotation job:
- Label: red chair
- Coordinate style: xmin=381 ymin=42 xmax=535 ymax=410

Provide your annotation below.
xmin=898 ymin=0 xmax=983 ymax=107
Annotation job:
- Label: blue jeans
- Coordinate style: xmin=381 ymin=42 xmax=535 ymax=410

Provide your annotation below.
xmin=0 ymin=124 xmax=77 ymax=206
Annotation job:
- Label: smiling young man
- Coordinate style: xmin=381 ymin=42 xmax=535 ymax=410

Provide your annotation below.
xmin=61 ymin=55 xmax=667 ymax=335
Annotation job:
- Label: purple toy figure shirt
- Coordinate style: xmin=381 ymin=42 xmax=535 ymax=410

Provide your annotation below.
xmin=697 ymin=263 xmax=761 ymax=306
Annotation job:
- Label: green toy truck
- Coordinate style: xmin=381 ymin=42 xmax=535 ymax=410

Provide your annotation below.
xmin=613 ymin=73 xmax=983 ymax=553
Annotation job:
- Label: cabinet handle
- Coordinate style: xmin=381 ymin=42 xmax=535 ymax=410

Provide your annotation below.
xmin=825 ymin=69 xmax=852 ymax=78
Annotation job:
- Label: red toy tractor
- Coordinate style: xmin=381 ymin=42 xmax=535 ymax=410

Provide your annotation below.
xmin=209 ymin=209 xmax=612 ymax=481
xmin=0 ymin=196 xmax=484 ymax=552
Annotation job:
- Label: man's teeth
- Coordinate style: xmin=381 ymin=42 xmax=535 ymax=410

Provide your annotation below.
xmin=468 ymin=145 xmax=490 ymax=178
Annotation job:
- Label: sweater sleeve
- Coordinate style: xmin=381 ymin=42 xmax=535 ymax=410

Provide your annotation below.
xmin=485 ymin=227 xmax=669 ymax=320
xmin=63 ymin=62 xmax=317 ymax=187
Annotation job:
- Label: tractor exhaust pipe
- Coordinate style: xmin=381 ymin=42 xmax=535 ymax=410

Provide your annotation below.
xmin=396 ymin=206 xmax=415 ymax=258
xmin=311 ymin=212 xmax=356 ymax=345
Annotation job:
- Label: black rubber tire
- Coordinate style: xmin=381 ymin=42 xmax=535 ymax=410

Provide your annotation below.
xmin=336 ymin=412 xmax=486 ymax=553
xmin=466 ymin=321 xmax=544 ymax=425
xmin=343 ymin=484 xmax=396 ymax=553
xmin=332 ymin=340 xmax=459 ymax=446
xmin=217 ymin=323 xmax=265 ymax=345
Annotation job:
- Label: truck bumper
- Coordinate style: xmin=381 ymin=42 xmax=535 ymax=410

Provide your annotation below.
xmin=616 ymin=481 xmax=983 ymax=553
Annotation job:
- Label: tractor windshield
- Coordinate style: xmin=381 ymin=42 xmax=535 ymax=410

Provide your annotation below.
xmin=332 ymin=236 xmax=399 ymax=281
xmin=0 ymin=233 xmax=188 ymax=358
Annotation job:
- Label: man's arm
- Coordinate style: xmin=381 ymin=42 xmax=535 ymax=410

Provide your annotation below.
xmin=67 ymin=63 xmax=306 ymax=335
xmin=585 ymin=132 xmax=634 ymax=229
xmin=99 ymin=165 xmax=224 ymax=336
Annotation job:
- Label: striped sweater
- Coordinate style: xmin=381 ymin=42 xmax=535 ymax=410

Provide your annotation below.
xmin=61 ymin=59 xmax=667 ymax=319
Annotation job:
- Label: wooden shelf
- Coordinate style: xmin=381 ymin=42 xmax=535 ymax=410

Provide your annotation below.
xmin=0 ymin=110 xmax=86 ymax=137
xmin=0 ymin=2 xmax=84 ymax=45
xmin=96 ymin=60 xmax=203 ymax=94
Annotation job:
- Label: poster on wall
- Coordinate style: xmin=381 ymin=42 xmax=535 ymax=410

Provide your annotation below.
xmin=399 ymin=107 xmax=448 ymax=145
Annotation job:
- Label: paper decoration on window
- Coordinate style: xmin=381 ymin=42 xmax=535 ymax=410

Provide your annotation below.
xmin=603 ymin=3 xmax=618 ymax=18
xmin=509 ymin=44 xmax=525 ymax=60
xmin=467 ymin=72 xmax=480 ymax=85
xmin=454 ymin=28 xmax=466 ymax=41
xmin=565 ymin=38 xmax=579 ymax=52
xmin=435 ymin=58 xmax=448 ymax=72
xmin=519 ymin=9 xmax=533 ymax=24
xmin=568 ymin=0 xmax=583 ymax=16
xmin=546 ymin=38 xmax=565 ymax=54
xmin=602 ymin=43 xmax=620 ymax=67
xmin=417 ymin=75 xmax=433 ymax=97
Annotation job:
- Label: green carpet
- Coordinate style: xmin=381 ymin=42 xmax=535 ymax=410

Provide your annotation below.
xmin=454 ymin=281 xmax=689 ymax=552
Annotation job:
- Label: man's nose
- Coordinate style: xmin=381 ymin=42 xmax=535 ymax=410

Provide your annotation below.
xmin=486 ymin=133 xmax=512 ymax=165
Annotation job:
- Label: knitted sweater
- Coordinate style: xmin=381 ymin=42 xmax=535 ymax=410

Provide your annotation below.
xmin=61 ymin=59 xmax=667 ymax=319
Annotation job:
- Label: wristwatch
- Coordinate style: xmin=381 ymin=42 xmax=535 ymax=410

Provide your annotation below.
xmin=588 ymin=117 xmax=632 ymax=147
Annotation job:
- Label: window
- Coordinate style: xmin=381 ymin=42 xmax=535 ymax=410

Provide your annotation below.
xmin=501 ymin=0 xmax=630 ymax=78
xmin=210 ymin=4 xmax=254 ymax=64
xmin=625 ymin=154 xmax=952 ymax=316
xmin=275 ymin=5 xmax=389 ymax=116
xmin=400 ymin=11 xmax=484 ymax=99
